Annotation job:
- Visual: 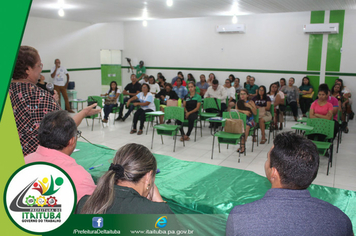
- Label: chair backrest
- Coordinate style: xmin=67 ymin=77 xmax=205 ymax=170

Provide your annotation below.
xmin=154 ymin=98 xmax=160 ymax=111
xmin=118 ymin=93 xmax=124 ymax=104
xmin=223 ymin=111 xmax=247 ymax=130
xmin=164 ymin=106 xmax=184 ymax=123
xmin=305 ymin=118 xmax=334 ymax=139
xmin=88 ymin=96 xmax=103 ymax=108
xmin=270 ymin=104 xmax=274 ymax=118
xmin=203 ymin=97 xmax=221 ymax=110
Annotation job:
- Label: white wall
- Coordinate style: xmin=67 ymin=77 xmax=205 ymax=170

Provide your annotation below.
xmin=122 ymin=12 xmax=311 ymax=87
xmin=22 ymin=17 xmax=124 ymax=100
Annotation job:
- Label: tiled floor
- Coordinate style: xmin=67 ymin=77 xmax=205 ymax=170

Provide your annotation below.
xmin=76 ymin=111 xmax=356 ymax=192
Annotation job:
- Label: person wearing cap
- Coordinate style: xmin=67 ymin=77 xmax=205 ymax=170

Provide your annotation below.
xmin=130 ymin=60 xmax=146 ymax=81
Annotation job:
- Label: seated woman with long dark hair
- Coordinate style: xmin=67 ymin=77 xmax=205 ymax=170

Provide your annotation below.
xmin=236 ymin=89 xmax=257 ymax=153
xmin=127 ymin=83 xmax=155 ymax=135
xmin=101 ymin=81 xmax=120 ymax=123
xmin=76 ymin=143 xmax=173 ymax=214
xmin=299 ymin=76 xmax=314 ymax=117
xmin=176 ymin=82 xmax=202 ymax=141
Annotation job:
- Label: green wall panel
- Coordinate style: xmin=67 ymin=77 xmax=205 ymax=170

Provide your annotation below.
xmin=325 ymin=10 xmax=345 ymax=72
xmin=101 ymin=64 xmax=122 ymax=86
xmin=307 ymin=11 xmax=325 ymax=72
xmin=325 ymin=76 xmax=339 ymax=91
xmin=306 ymin=75 xmax=320 ymax=99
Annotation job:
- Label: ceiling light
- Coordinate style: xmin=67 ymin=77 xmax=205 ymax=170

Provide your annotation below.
xmin=58 ymin=0 xmax=64 ymax=6
xmin=232 ymin=15 xmax=238 ymax=24
xmin=167 ymin=0 xmax=173 ymax=7
xmin=58 ymin=8 xmax=65 ymax=17
xmin=143 ymin=20 xmax=147 ymax=27
xmin=142 ymin=8 xmax=148 ymax=19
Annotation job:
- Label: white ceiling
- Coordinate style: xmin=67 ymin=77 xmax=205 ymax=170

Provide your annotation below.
xmin=29 ymin=0 xmax=356 ymax=23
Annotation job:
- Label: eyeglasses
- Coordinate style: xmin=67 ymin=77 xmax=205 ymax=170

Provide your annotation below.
xmin=37 ymin=63 xmax=43 ymax=69
xmin=240 ymin=93 xmax=247 ymax=95
xmin=76 ymin=130 xmax=82 ymax=139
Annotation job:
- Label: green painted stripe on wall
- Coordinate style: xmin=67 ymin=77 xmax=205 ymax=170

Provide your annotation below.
xmin=42 ymin=67 xmax=101 ymax=73
xmin=325 ymin=72 xmax=356 ymax=76
xmin=307 ymin=11 xmax=325 ymax=71
xmin=122 ymin=66 xmax=320 ymax=75
xmin=325 ymin=10 xmax=345 ymax=72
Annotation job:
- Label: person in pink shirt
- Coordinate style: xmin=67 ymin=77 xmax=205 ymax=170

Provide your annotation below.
xmin=310 ymin=84 xmax=339 ymax=139
xmin=25 ymin=110 xmax=96 ymax=202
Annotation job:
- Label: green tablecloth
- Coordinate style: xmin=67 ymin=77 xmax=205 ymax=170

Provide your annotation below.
xmin=72 ymin=141 xmax=356 ymax=233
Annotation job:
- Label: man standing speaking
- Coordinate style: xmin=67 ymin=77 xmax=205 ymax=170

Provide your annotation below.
xmin=51 ymin=59 xmax=74 ymax=113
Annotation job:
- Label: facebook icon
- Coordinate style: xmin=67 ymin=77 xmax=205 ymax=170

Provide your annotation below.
xmin=92 ymin=217 xmax=103 ymax=228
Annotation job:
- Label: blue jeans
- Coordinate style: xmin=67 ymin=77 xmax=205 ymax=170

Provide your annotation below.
xmin=119 ymin=97 xmax=139 ymax=119
xmin=104 ymin=104 xmax=118 ymax=119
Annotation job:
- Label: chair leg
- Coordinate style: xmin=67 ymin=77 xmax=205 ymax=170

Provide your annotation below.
xmin=227 ymin=144 xmax=229 ymax=149
xmin=251 ymin=134 xmax=254 ymax=152
xmin=151 ymin=128 xmax=155 ymax=149
xmin=194 ymin=124 xmax=197 ymax=142
xmin=211 ymin=135 xmax=215 ymax=159
xmin=268 ymin=127 xmax=271 ymax=144
xmin=91 ymin=118 xmax=94 ymax=131
xmin=146 ymin=120 xmax=149 ymax=135
xmin=200 ymin=120 xmax=203 ymax=137
xmin=86 ymin=118 xmax=89 ymax=126
xmin=173 ymin=134 xmax=177 ymax=152
xmin=336 ymin=131 xmax=340 ymax=153
xmin=161 ymin=135 xmax=164 ymax=144
xmin=218 ymin=142 xmax=221 ymax=153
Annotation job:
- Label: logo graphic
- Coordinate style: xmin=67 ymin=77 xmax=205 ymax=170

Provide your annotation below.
xmin=4 ymin=163 xmax=76 ymax=234
xmin=92 ymin=217 xmax=104 ymax=228
xmin=155 ymin=216 xmax=167 ymax=228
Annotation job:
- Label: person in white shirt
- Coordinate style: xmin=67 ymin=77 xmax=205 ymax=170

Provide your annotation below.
xmin=50 ymin=59 xmax=74 ymax=113
xmin=148 ymin=76 xmax=160 ymax=94
xmin=268 ymin=82 xmax=285 ymax=130
xmin=127 ymin=84 xmax=155 ymax=135
xmin=205 ymin=79 xmax=227 ymax=112
xmin=224 ymin=79 xmax=236 ymax=111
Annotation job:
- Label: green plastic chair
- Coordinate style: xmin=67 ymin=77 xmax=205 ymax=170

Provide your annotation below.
xmin=304 ymin=118 xmax=334 ymax=175
xmin=145 ymin=98 xmax=162 ymax=135
xmin=83 ymin=96 xmax=104 ymax=131
xmin=200 ymin=98 xmax=221 ymax=126
xmin=211 ymin=111 xmax=247 ymax=162
xmin=151 ymin=106 xmax=185 ymax=152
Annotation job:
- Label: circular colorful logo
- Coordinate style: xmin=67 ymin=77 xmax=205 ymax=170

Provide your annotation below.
xmin=4 ymin=162 xmax=76 ymax=234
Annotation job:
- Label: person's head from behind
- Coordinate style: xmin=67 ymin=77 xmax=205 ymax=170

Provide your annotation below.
xmin=212 ymin=79 xmax=219 ymax=90
xmin=302 ymin=76 xmax=311 ymax=86
xmin=131 ymin=74 xmax=137 ymax=83
xmin=288 ymin=77 xmax=295 ymax=86
xmin=200 ymin=74 xmax=206 ymax=82
xmin=80 ymin=143 xmax=157 ymax=214
xmin=38 ymin=110 xmax=78 ymax=155
xmin=110 ymin=81 xmax=118 ymax=91
xmin=318 ymin=84 xmax=329 ymax=101
xmin=148 ymin=75 xmax=155 ymax=84
xmin=280 ymin=78 xmax=286 ymax=87
xmin=13 ymin=46 xmax=42 ymax=83
xmin=165 ymin=83 xmax=173 ymax=92
xmin=177 ymin=71 xmax=183 ymax=79
xmin=176 ymin=77 xmax=182 ymax=87
xmin=265 ymin=132 xmax=319 ymax=189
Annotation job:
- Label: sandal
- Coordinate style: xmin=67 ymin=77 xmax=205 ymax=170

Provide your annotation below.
xmin=344 ymin=127 xmax=349 ymax=133
xmin=130 ymin=129 xmax=137 ymax=134
xmin=180 ymin=136 xmax=184 ymax=142
xmin=260 ymin=139 xmax=267 ymax=144
xmin=137 ymin=130 xmax=143 ymax=135
xmin=102 ymin=119 xmax=108 ymax=123
xmin=253 ymin=137 xmax=257 ymax=142
xmin=237 ymin=145 xmax=245 ymax=153
xmin=184 ymin=136 xmax=190 ymax=141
